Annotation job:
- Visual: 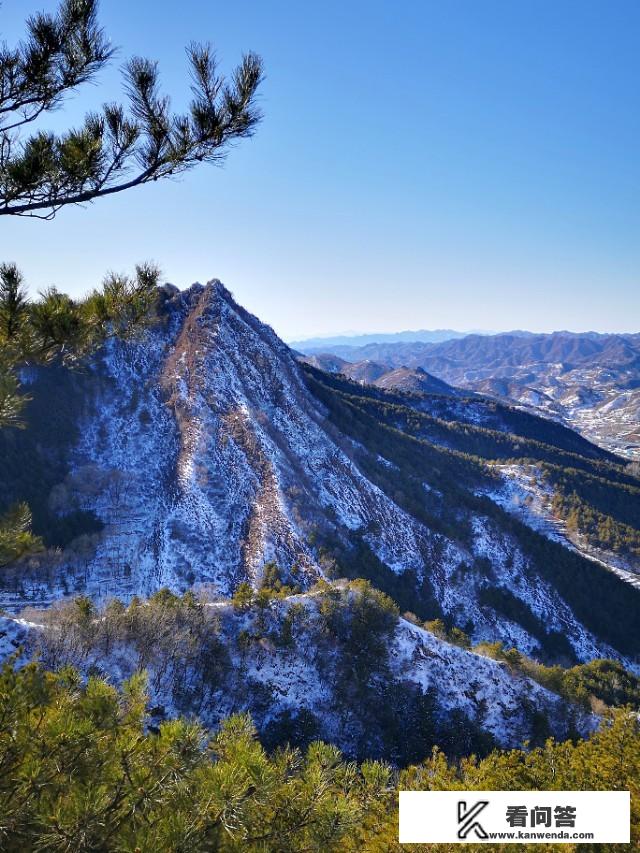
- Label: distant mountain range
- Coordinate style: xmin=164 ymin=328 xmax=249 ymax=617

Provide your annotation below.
xmin=301 ymin=354 xmax=459 ymax=396
xmin=296 ymin=331 xmax=640 ymax=460
xmin=2 ymin=284 xmax=640 ymax=760
xmin=289 ymin=328 xmax=474 ymax=350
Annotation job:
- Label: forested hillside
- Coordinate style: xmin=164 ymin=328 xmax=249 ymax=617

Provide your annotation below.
xmin=2 ymin=282 xmax=640 ymax=852
xmin=299 ymin=331 xmax=640 ymax=460
xmin=1 ymin=658 xmax=638 ymax=852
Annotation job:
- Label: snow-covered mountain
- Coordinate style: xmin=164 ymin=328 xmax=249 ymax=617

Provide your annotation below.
xmin=300 ymin=353 xmax=458 ymax=396
xmin=299 ymin=332 xmax=640 ymax=460
xmin=2 ymin=281 xmax=472 ymax=605
xmin=2 ymin=280 xmax=640 ymax=691
xmin=0 ymin=582 xmax=594 ymax=761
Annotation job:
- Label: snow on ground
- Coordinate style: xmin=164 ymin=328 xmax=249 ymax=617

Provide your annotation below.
xmin=0 ymin=591 xmax=593 ymax=752
xmin=392 ymin=618 xmax=594 ymax=744
xmin=484 ymin=463 xmax=640 ymax=590
xmin=1 ymin=281 xmax=637 ymax=693
xmin=0 ymin=617 xmax=29 ymax=661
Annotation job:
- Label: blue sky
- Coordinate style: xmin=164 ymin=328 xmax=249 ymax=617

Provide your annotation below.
xmin=0 ymin=0 xmax=638 ymax=339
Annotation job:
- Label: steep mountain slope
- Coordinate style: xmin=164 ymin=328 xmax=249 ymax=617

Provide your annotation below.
xmin=300 ymin=332 xmax=640 ymax=459
xmin=2 ymin=281 xmax=640 ymax=674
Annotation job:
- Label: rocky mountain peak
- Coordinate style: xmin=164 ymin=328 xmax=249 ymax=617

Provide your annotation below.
xmin=1 ymin=281 xmax=639 ymax=675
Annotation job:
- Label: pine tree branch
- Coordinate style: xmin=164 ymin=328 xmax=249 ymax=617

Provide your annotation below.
xmin=0 ymin=1 xmax=263 ymax=219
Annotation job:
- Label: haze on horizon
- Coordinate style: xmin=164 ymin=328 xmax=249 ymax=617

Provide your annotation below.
xmin=286 ymin=324 xmax=640 ymax=346
xmin=0 ymin=0 xmax=638 ymax=341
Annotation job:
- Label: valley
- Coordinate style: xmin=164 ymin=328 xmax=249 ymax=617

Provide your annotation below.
xmin=298 ymin=331 xmax=640 ymax=460
xmin=2 ymin=281 xmax=640 ymax=763
xmin=1 ymin=2 xmax=638 ymax=845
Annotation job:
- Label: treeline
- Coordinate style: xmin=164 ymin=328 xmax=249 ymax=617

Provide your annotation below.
xmin=305 ymin=365 xmax=626 ymax=472
xmin=543 ymin=464 xmax=640 ymax=530
xmin=306 ymin=367 xmax=640 ymax=657
xmin=305 ymin=363 xmax=640 ymax=487
xmin=551 ymin=490 xmax=640 ymax=560
xmin=312 ymin=526 xmax=446 ymax=622
xmin=476 ymin=495 xmax=640 ymax=658
xmin=403 ymin=609 xmax=640 ymax=712
xmin=347 ymin=392 xmax=609 ymax=471
xmin=478 ymin=585 xmax=577 ymax=663
xmin=543 ymin=464 xmax=640 ymax=559
xmin=306 ymin=369 xmax=491 ymax=490
xmin=1 ymin=658 xmax=638 ymax=852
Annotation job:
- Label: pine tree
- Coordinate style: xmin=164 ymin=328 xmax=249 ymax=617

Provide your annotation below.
xmin=0 ymin=2 xmax=262 ymax=557
xmin=1 ymin=657 xmax=638 ymax=851
xmin=0 ymin=502 xmax=43 ymax=565
xmin=232 ymin=581 xmax=255 ymax=611
xmin=0 ymin=262 xmax=164 ymax=557
xmin=0 ymin=264 xmax=28 ymax=341
xmin=0 ymin=0 xmax=263 ymax=219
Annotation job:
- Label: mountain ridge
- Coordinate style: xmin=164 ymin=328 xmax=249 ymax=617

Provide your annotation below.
xmin=1 ymin=281 xmax=638 ymax=668
xmin=296 ymin=331 xmax=640 ymax=459
xmin=2 ymin=278 xmax=640 ymax=758
xmin=288 ymin=328 xmax=471 ymax=350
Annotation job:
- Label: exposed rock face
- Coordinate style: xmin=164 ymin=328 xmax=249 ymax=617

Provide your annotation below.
xmin=1 ymin=281 xmax=638 ymax=671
